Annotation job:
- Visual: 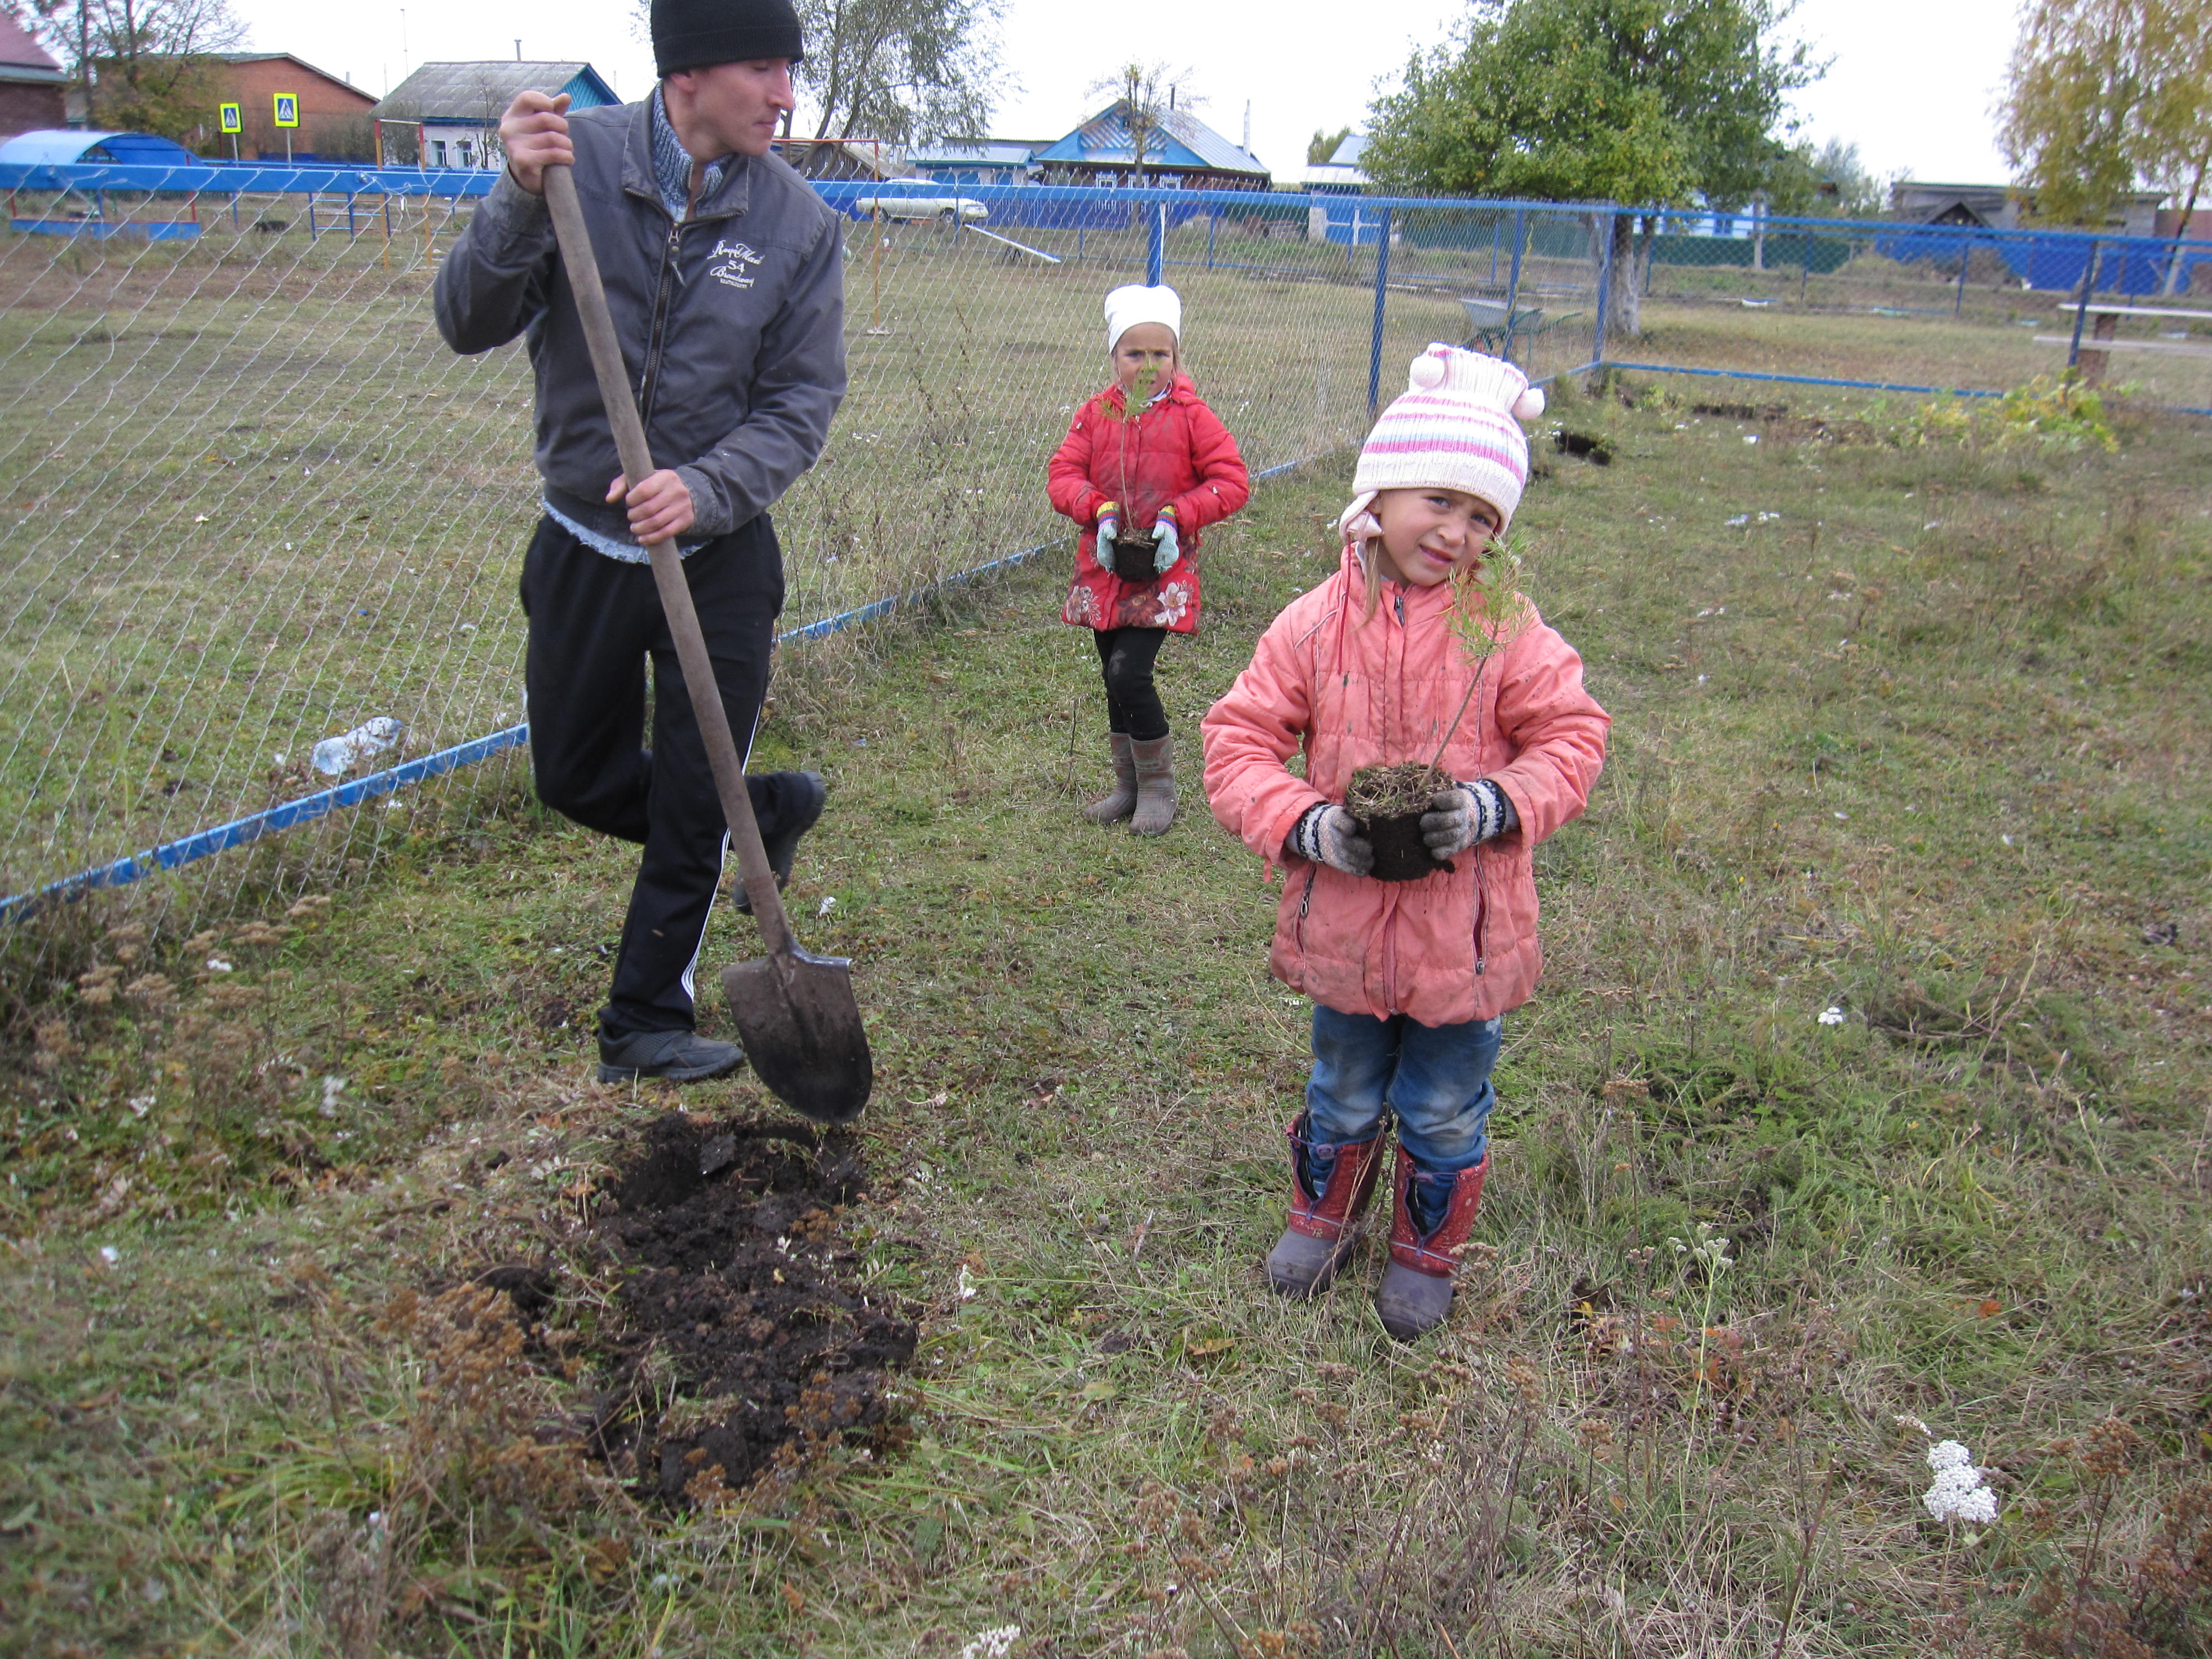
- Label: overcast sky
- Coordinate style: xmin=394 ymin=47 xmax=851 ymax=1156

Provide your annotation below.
xmin=241 ymin=0 xmax=2021 ymax=189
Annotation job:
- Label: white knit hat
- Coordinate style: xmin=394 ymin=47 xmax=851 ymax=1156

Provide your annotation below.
xmin=1339 ymin=344 xmax=1546 ymax=538
xmin=1104 ymin=283 xmax=1181 ymax=352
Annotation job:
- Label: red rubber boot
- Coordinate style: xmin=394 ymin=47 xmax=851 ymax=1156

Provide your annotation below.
xmin=1264 ymin=1114 xmax=1386 ymax=1298
xmin=1374 ymin=1147 xmax=1489 ymax=1341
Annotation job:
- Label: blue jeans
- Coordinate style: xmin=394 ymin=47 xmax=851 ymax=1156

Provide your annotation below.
xmin=1305 ymin=1006 xmax=1502 ymax=1176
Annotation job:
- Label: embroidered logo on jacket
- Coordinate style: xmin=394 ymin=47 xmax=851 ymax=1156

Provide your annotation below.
xmin=708 ymin=238 xmax=764 ymax=289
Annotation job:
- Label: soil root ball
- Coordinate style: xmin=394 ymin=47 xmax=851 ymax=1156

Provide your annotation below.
xmin=1347 ymin=763 xmax=1457 ymax=883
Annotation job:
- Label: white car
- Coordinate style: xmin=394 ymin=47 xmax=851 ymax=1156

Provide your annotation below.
xmin=851 ymin=195 xmax=989 ymax=225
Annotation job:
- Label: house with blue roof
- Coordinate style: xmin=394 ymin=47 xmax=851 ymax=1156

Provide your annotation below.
xmin=373 ymin=61 xmax=618 ymax=170
xmin=1031 ymin=99 xmax=1269 ymax=190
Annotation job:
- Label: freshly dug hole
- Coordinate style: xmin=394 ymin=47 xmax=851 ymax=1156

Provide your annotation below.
xmin=1348 ymin=761 xmax=1454 ymax=882
xmin=588 ymin=1113 xmax=916 ymax=1504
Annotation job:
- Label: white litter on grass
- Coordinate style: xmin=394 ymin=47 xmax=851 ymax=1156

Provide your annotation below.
xmin=818 ymin=895 xmax=837 ymax=916
xmin=1725 ymin=514 xmax=1750 ymax=526
xmin=206 ymin=957 xmax=233 ymax=973
xmin=956 ymin=1264 xmax=979 ymax=1302
xmin=957 ymin=1628 xmax=1021 ymax=1659
xmin=320 ymin=1076 xmax=346 ymax=1118
xmin=1818 ymin=1006 xmax=1846 ymax=1026
xmin=1744 ymin=434 xmax=1760 ymax=445
xmin=99 ymin=1245 xmax=119 ymax=1265
xmin=127 ymin=1094 xmax=154 ymax=1117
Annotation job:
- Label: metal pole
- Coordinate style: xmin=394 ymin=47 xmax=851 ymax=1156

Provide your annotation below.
xmin=347 ymin=191 xmax=357 ymax=241
xmin=1590 ymin=206 xmax=1615 ymax=372
xmin=1503 ymin=206 xmax=1527 ymax=362
xmin=1954 ymin=234 xmax=1970 ymax=316
xmin=1147 ymin=199 xmax=1164 ymax=285
xmin=1489 ymin=215 xmax=1499 ymax=283
xmin=1367 ymin=206 xmax=1394 ymax=415
xmin=1206 ymin=211 xmax=1215 ymax=269
xmin=2067 ymin=238 xmax=2100 ymax=368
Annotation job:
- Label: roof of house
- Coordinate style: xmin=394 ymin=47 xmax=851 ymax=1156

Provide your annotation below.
xmin=905 ymin=140 xmax=1050 ymax=168
xmin=1327 ymin=133 xmax=1366 ymax=168
xmin=0 ymin=12 xmax=66 ymax=82
xmin=1034 ymin=100 xmax=1267 ymax=179
xmin=212 ymin=51 xmax=374 ymax=102
xmin=374 ymin=61 xmax=619 ymax=122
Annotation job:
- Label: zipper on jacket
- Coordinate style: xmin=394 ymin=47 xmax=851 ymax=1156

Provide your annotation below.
xmin=1472 ymin=846 xmax=1487 ymax=974
xmin=635 ymin=215 xmax=684 ymax=428
xmin=1295 ymin=865 xmax=1317 ymax=957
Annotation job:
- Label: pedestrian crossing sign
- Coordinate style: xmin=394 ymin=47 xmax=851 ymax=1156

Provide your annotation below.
xmin=273 ymin=93 xmax=299 ymax=128
xmin=219 ymin=102 xmax=241 ymax=133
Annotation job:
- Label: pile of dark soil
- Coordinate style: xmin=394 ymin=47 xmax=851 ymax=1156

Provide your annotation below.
xmin=1347 ymin=762 xmax=1454 ymax=883
xmin=587 ymin=1113 xmax=915 ymax=1503
xmin=1553 ymin=429 xmax=1614 ymax=465
xmin=1691 ymin=400 xmax=1788 ymax=420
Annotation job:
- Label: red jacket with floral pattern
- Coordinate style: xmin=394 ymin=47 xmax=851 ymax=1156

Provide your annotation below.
xmin=1047 ymin=373 xmax=1249 ymax=634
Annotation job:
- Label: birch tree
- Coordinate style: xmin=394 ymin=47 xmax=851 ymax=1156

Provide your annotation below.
xmin=2002 ymin=0 xmax=2212 ymax=290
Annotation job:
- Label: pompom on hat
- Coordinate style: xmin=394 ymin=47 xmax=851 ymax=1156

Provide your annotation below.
xmin=1338 ymin=343 xmax=1545 ymax=540
xmin=1104 ymin=283 xmax=1181 ymax=353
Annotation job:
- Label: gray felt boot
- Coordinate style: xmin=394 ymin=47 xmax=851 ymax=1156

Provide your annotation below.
xmin=1128 ymin=734 xmax=1177 ymax=836
xmin=1082 ymin=733 xmax=1138 ymax=824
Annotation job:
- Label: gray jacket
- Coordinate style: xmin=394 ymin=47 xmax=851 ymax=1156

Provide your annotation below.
xmin=434 ymin=98 xmax=846 ymax=545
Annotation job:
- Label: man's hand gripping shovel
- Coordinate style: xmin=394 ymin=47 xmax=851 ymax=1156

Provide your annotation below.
xmin=542 ymin=164 xmax=872 ymax=1125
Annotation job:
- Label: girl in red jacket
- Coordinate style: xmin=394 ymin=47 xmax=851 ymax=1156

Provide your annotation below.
xmin=1201 ymin=345 xmax=1610 ymax=1340
xmin=1048 ymin=284 xmax=1249 ymax=834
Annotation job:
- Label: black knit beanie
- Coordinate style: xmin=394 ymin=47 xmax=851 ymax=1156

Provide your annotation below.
xmin=651 ymin=0 xmax=804 ymax=76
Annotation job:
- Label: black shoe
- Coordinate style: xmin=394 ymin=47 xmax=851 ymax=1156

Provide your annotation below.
xmin=596 ymin=1027 xmax=745 ymax=1083
xmin=734 ymin=770 xmax=827 ymax=914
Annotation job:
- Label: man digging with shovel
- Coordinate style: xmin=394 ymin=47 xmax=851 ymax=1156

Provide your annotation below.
xmin=436 ymin=0 xmax=843 ymax=1084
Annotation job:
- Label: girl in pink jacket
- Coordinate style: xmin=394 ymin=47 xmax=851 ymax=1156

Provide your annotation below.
xmin=1201 ymin=345 xmax=1609 ymax=1340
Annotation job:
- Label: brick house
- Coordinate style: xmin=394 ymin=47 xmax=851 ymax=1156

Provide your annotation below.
xmin=197 ymin=53 xmax=377 ymax=160
xmin=0 ymin=13 xmax=68 ymax=140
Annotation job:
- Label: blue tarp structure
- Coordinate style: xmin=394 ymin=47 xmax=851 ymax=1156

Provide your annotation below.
xmin=1871 ymin=225 xmax=2206 ymax=295
xmin=0 ymin=128 xmax=199 ymax=189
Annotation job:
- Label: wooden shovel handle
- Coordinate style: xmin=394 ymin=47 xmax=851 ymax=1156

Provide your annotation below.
xmin=540 ymin=165 xmax=794 ymax=956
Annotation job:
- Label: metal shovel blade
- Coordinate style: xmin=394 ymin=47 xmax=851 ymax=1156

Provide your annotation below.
xmin=722 ymin=947 xmax=872 ymax=1125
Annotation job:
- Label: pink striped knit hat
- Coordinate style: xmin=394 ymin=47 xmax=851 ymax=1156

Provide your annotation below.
xmin=1339 ymin=343 xmax=1546 ymax=540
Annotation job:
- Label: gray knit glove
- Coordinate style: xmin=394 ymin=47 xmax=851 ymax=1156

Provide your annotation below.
xmin=1421 ymin=780 xmax=1517 ymax=860
xmin=1289 ymin=803 xmax=1374 ymax=877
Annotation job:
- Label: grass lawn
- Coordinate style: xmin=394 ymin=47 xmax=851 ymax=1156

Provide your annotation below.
xmin=3 ymin=367 xmax=2211 ymax=1657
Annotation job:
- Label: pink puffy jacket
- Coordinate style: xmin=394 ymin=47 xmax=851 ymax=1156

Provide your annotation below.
xmin=1201 ymin=547 xmax=1610 ymax=1026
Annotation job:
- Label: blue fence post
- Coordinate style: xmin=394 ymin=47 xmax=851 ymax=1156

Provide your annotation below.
xmin=1590 ymin=206 xmax=1615 ymax=374
xmin=2067 ymin=238 xmax=2100 ymax=369
xmin=1367 ymin=206 xmax=1394 ymax=415
xmin=1503 ymin=206 xmax=1527 ymax=362
xmin=1147 ymin=200 xmax=1164 ymax=285
xmin=1489 ymin=215 xmax=1500 ymax=284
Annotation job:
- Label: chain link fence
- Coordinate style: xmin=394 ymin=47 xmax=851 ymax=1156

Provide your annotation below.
xmin=1 ymin=157 xmax=2204 ymax=947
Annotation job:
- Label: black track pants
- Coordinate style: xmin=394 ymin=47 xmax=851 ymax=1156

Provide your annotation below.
xmin=1093 ymin=625 xmax=1168 ymax=740
xmin=520 ymin=515 xmax=808 ymax=1043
